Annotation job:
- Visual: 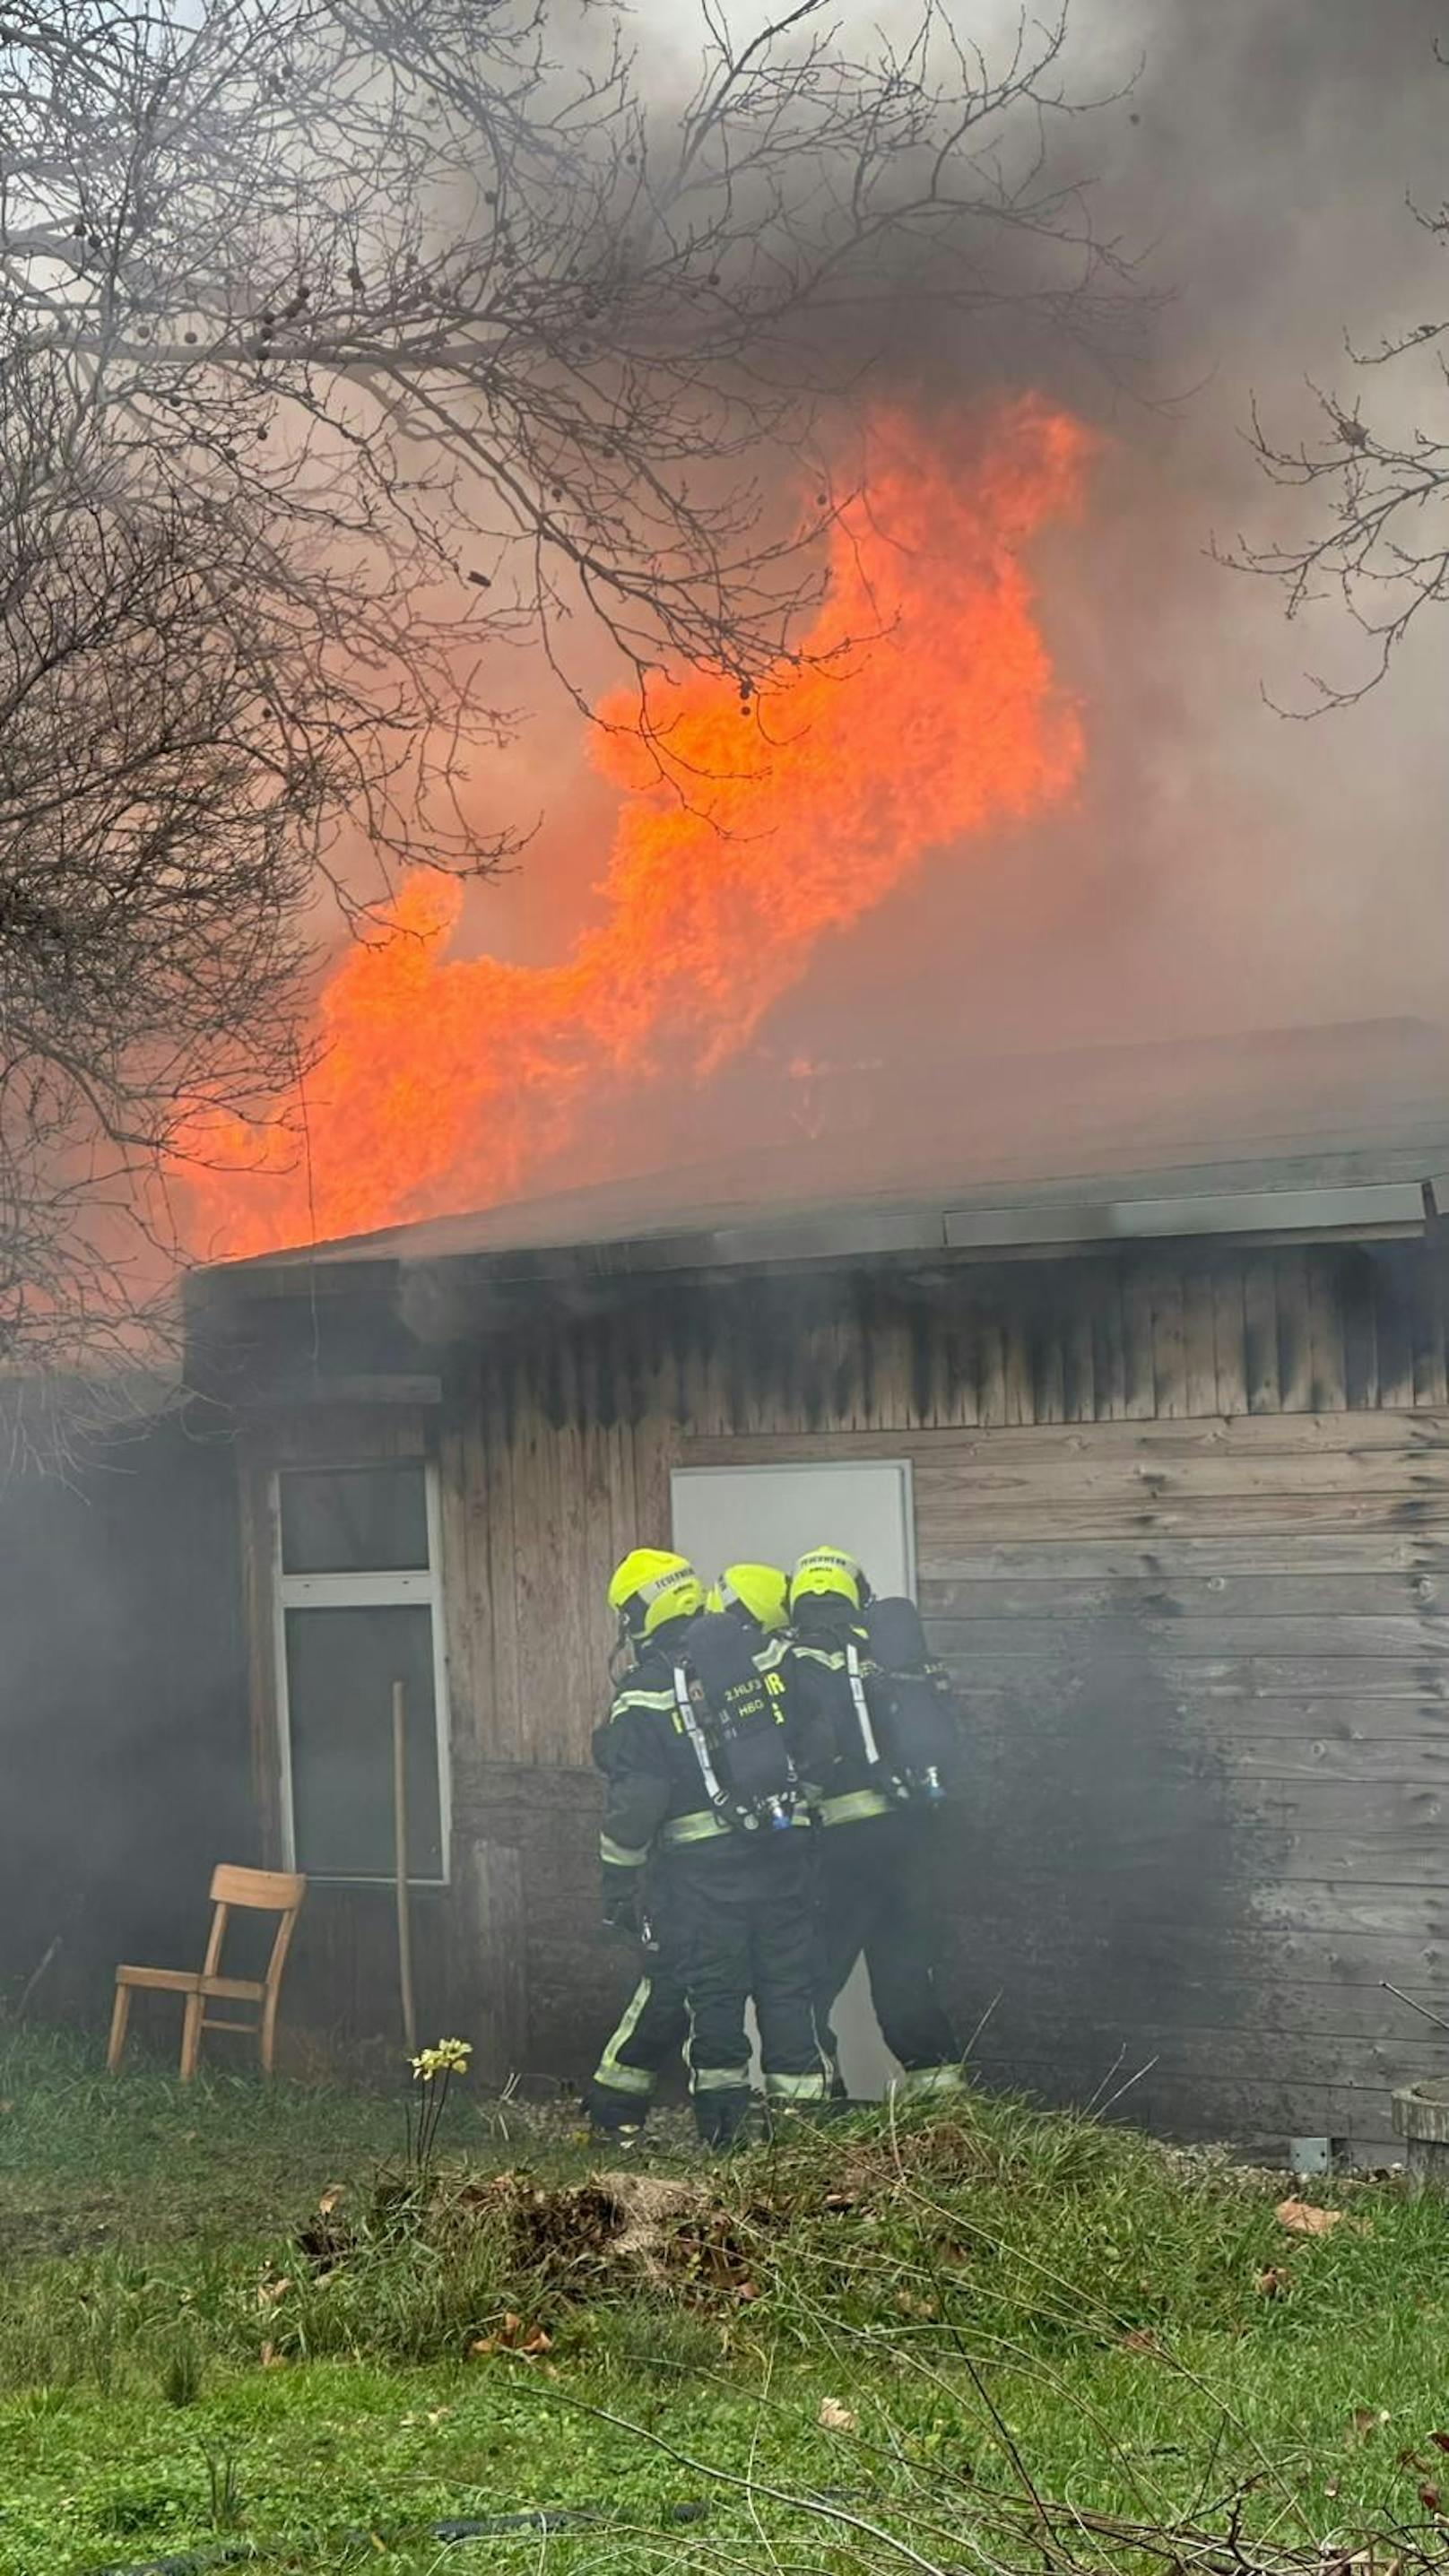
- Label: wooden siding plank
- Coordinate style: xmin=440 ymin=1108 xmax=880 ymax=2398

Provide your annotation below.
xmin=1183 ymin=1270 xmax=1219 ymax=1418
xmin=1149 ymin=1266 xmax=1186 ymax=1420
xmin=1243 ymin=1258 xmax=1280 ymax=1413
xmin=1003 ymin=1299 xmax=1033 ymax=1428
xmin=1375 ymin=1255 xmax=1417 ymax=1411
xmin=969 ymin=1308 xmax=1005 ymax=1432
xmin=1341 ymin=1251 xmax=1381 ymax=1412
xmin=1061 ymin=1297 xmax=1095 ymax=1425
xmin=1030 ymin=1296 xmax=1065 ymax=1427
xmin=928 ymin=1612 xmax=1449 ymax=1659
xmin=910 ymin=1445 xmax=1449 ymax=1503
xmin=930 ymin=1493 xmax=1449 ymax=1543
xmin=1091 ymin=1268 xmax=1128 ymax=1421
xmin=682 ymin=1408 xmax=1449 ymax=1464
xmin=941 ymin=1651 xmax=1449 ymax=1696
xmin=921 ymin=1569 xmax=1449 ymax=1620
xmin=918 ymin=1532 xmax=1449 ymax=1580
xmin=1307 ymin=1253 xmax=1348 ymax=1413
xmin=1415 ymin=1253 xmax=1449 ymax=1410
xmin=1210 ymin=1263 xmax=1248 ymax=1418
xmin=1274 ymin=1251 xmax=1314 ymax=1412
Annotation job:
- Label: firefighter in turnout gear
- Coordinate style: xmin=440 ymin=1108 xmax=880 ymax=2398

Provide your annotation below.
xmin=787 ymin=1545 xmax=964 ymax=2103
xmin=586 ymin=1562 xmax=796 ymax=2140
xmin=593 ymin=1548 xmax=827 ymax=2146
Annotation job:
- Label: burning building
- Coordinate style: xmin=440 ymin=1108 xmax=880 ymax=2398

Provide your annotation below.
xmin=121 ymin=1011 xmax=1449 ymax=2161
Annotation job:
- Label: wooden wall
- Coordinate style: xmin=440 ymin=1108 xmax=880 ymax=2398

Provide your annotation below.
xmin=239 ymin=1234 xmax=1449 ymax=2144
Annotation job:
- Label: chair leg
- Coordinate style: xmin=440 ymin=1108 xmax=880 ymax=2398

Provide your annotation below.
xmin=107 ymin=1982 xmax=132 ymax=2076
xmin=259 ymin=1994 xmax=279 ymax=2079
xmin=178 ymin=1990 xmax=204 ymax=2082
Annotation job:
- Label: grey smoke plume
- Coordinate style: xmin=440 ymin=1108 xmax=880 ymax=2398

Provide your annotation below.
xmin=799 ymin=0 xmax=1449 ymax=1046
xmin=490 ymin=0 xmax=1449 ymax=1203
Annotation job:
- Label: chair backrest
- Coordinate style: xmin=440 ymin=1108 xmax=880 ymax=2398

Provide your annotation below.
xmin=210 ymin=1865 xmax=307 ymax=1911
xmin=203 ymin=1866 xmax=307 ymax=1990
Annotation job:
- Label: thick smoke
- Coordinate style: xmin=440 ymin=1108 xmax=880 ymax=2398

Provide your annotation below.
xmin=539 ymin=0 xmax=1449 ymax=1202
xmin=193 ymin=0 xmax=1449 ymax=1245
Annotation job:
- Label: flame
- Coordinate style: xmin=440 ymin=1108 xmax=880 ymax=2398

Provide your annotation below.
xmin=185 ymin=399 xmax=1090 ymax=1258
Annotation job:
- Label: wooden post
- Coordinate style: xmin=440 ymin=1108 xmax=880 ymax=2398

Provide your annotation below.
xmin=392 ymin=1679 xmax=418 ymax=2057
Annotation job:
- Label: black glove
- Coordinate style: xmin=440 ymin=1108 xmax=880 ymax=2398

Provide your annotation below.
xmin=601 ymin=1872 xmax=642 ymax=1939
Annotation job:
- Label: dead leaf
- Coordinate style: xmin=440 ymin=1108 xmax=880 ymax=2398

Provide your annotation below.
xmin=1419 ymin=2487 xmax=1442 ymax=2517
xmin=737 ymin=2280 xmax=759 ymax=2303
xmin=470 ymin=2313 xmax=550 ymax=2359
xmin=1327 ymin=2477 xmax=1341 ymax=2500
xmin=259 ymin=2341 xmax=285 ymax=2369
xmin=1255 ymin=2266 xmax=1292 ymax=2299
xmin=318 ymin=2185 xmax=346 ymax=2216
xmin=819 ymin=2398 xmax=858 ymax=2433
xmin=1351 ymin=2408 xmax=1386 ymax=2440
xmin=1276 ymin=2197 xmax=1346 ymax=2237
xmin=1432 ymin=2434 xmax=1449 ymax=2456
xmin=257 ymin=2275 xmax=291 ymax=2309
xmin=1123 ymin=2329 xmax=1164 ymax=2355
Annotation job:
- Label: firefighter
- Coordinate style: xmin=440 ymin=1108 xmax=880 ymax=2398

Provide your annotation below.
xmin=585 ymin=1562 xmax=794 ymax=2142
xmin=787 ymin=1545 xmax=963 ymax=2103
xmin=709 ymin=1562 xmax=791 ymax=1638
xmin=594 ymin=1547 xmax=827 ymax=2145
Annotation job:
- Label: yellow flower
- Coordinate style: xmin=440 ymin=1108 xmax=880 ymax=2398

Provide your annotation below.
xmin=410 ymin=2036 xmax=473 ymax=2084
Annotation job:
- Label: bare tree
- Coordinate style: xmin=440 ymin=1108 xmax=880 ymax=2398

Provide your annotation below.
xmin=0 ymin=342 xmax=342 ymax=1376
xmin=0 ymin=0 xmax=1124 ymax=1377
xmin=1234 ymin=44 xmax=1449 ymax=704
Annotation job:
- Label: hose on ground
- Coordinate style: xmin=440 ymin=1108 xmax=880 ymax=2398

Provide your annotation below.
xmin=92 ymin=2494 xmax=715 ymax=2574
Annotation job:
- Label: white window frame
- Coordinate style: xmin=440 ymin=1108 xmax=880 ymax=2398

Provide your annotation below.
xmin=270 ymin=1461 xmax=452 ymax=1887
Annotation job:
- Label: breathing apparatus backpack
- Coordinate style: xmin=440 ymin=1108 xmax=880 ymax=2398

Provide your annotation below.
xmin=861 ymin=1597 xmax=959 ymax=1806
xmin=672 ymin=1610 xmax=797 ymax=1832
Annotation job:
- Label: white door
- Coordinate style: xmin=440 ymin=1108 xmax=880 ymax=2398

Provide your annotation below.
xmin=670 ymin=1459 xmax=915 ymax=2098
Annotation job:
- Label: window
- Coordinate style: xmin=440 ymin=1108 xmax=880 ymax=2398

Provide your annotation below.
xmin=273 ymin=1463 xmax=449 ymax=1884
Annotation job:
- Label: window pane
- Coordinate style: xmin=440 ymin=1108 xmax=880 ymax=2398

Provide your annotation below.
xmin=280 ymin=1467 xmax=429 ymax=1574
xmin=285 ymin=1605 xmax=442 ymax=1878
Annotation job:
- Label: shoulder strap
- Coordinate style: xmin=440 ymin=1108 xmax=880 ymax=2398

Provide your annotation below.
xmin=672 ymin=1661 xmax=728 ymax=1810
xmin=844 ymin=1638 xmax=882 ymax=1767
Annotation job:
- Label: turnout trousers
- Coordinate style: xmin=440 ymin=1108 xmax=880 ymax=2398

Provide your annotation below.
xmin=586 ymin=1954 xmax=690 ymax=2137
xmin=813 ymin=1808 xmax=962 ymax=2097
xmin=656 ymin=1827 xmax=828 ymax=2145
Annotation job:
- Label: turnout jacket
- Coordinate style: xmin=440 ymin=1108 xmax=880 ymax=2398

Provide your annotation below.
xmin=592 ymin=1626 xmax=800 ymax=1918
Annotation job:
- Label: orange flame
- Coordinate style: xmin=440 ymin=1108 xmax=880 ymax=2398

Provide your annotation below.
xmin=186 ymin=399 xmax=1090 ymax=1258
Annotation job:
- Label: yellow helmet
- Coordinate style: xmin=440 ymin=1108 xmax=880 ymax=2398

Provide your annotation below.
xmin=712 ymin=1563 xmax=790 ymax=1633
xmin=789 ymin=1545 xmax=867 ymax=1613
xmin=607 ymin=1547 xmax=705 ymax=1641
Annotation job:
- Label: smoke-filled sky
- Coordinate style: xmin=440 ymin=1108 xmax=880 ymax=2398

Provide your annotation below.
xmin=460 ymin=0 xmax=1449 ymax=1196
xmin=192 ymin=0 xmax=1449 ymax=1250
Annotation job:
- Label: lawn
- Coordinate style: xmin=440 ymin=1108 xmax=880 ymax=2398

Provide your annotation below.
xmin=0 ymin=2030 xmax=1446 ymax=2576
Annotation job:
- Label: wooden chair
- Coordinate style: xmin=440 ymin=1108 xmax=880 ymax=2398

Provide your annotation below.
xmin=108 ymin=1866 xmax=307 ymax=2080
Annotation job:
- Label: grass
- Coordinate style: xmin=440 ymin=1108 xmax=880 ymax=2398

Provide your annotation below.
xmin=0 ymin=2029 xmax=1445 ymax=2576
